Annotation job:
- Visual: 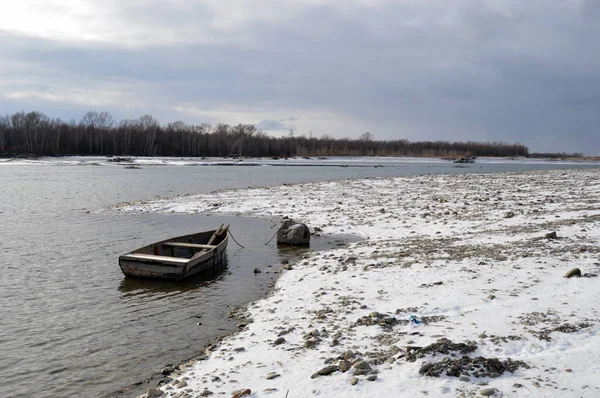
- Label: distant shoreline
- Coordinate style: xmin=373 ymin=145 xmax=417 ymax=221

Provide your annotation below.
xmin=2 ymin=154 xmax=600 ymax=162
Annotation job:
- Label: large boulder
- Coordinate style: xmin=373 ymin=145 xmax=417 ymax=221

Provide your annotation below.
xmin=277 ymin=219 xmax=310 ymax=246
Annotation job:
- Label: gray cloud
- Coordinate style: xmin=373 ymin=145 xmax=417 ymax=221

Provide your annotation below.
xmin=1 ymin=1 xmax=599 ymax=154
xmin=255 ymin=118 xmax=296 ymax=131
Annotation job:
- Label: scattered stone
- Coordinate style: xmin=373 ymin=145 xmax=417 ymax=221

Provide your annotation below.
xmin=304 ymin=340 xmax=318 ymax=349
xmin=146 ymin=387 xmax=164 ymax=398
xmin=339 ymin=360 xmax=352 ymax=373
xmin=343 ymin=350 xmax=356 ymax=360
xmin=277 ymin=327 xmax=294 ymax=336
xmin=281 ymin=263 xmax=293 ymax=270
xmin=161 ymin=366 xmax=174 ymax=376
xmin=231 ymin=389 xmax=251 ymax=398
xmin=406 ymin=338 xmax=477 ymax=362
xmin=419 ymin=356 xmax=528 ymax=378
xmin=266 ymin=372 xmax=280 ymax=380
xmin=200 ymin=390 xmax=214 ymax=396
xmin=273 ymin=337 xmax=286 ymax=345
xmin=564 ymin=268 xmax=581 ymax=278
xmin=513 ymin=383 xmax=523 ymax=388
xmin=366 ymin=375 xmax=378 ymax=381
xmin=459 ymin=375 xmax=470 ymax=382
xmin=487 ymin=295 xmax=496 ymax=300
xmin=355 ymin=312 xmax=400 ymax=329
xmin=233 ymin=347 xmax=245 ymax=352
xmin=504 ymin=211 xmax=515 ymax=218
xmin=253 ymin=268 xmax=261 ymax=274
xmin=349 ymin=377 xmax=359 ymax=386
xmin=353 ymin=360 xmax=372 ymax=375
xmin=175 ymin=381 xmax=187 ymax=388
xmin=479 ymin=388 xmax=497 ymax=396
xmin=308 ymin=329 xmax=320 ymax=337
xmin=311 ymin=365 xmax=339 ymax=378
xmin=544 ymin=231 xmax=557 ymax=239
xmin=531 ymin=322 xmax=591 ymax=341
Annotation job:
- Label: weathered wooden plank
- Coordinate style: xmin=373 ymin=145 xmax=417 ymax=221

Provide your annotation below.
xmin=122 ymin=253 xmax=189 ymax=264
xmin=163 ymin=242 xmax=217 ymax=249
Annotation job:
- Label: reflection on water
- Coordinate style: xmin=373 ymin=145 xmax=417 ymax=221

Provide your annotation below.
xmin=118 ymin=255 xmax=230 ymax=295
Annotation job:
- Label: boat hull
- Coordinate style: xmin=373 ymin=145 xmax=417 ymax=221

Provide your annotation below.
xmin=119 ymin=229 xmax=228 ymax=280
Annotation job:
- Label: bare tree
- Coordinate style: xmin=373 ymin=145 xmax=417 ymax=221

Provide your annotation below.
xmin=360 ymin=131 xmax=374 ymax=141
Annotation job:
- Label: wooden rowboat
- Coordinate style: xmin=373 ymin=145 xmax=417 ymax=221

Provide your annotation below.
xmin=119 ymin=225 xmax=229 ymax=280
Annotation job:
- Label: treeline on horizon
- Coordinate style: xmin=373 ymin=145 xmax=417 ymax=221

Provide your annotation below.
xmin=0 ymin=110 xmax=531 ymax=158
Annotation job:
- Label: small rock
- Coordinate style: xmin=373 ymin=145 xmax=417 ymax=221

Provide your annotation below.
xmin=343 ymin=350 xmax=356 ymax=360
xmin=504 ymin=211 xmax=515 ymax=218
xmin=366 ymin=375 xmax=377 ymax=381
xmin=231 ymin=389 xmax=252 ymax=398
xmin=544 ymin=231 xmax=557 ymax=239
xmin=311 ymin=365 xmax=339 ymax=378
xmin=304 ymin=340 xmax=317 ymax=349
xmin=146 ymin=387 xmax=164 ymax=398
xmin=349 ymin=377 xmax=359 ymax=386
xmin=339 ymin=360 xmax=352 ymax=373
xmin=161 ymin=366 xmax=174 ymax=376
xmin=459 ymin=375 xmax=470 ymax=382
xmin=253 ymin=268 xmax=261 ymax=274
xmin=273 ymin=337 xmax=286 ymax=345
xmin=564 ymin=268 xmax=581 ymax=278
xmin=513 ymin=383 xmax=523 ymax=388
xmin=266 ymin=372 xmax=280 ymax=380
xmin=480 ymin=388 xmax=497 ymax=396
xmin=487 ymin=295 xmax=496 ymax=300
xmin=175 ymin=381 xmax=187 ymax=388
xmin=281 ymin=264 xmax=293 ymax=271
xmin=233 ymin=347 xmax=246 ymax=352
xmin=353 ymin=360 xmax=372 ymax=375
xmin=353 ymin=360 xmax=371 ymax=370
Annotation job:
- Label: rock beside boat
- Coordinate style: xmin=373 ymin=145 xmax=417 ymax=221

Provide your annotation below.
xmin=277 ymin=219 xmax=310 ymax=246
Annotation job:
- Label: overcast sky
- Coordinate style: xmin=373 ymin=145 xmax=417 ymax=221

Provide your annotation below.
xmin=1 ymin=0 xmax=599 ymax=154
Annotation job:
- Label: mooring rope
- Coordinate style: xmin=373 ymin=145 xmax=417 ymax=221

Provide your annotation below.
xmin=228 ymin=230 xmax=245 ymax=248
xmin=264 ymin=228 xmax=279 ymax=245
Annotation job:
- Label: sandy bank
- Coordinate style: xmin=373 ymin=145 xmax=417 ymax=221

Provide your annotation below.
xmin=126 ymin=169 xmax=600 ymax=398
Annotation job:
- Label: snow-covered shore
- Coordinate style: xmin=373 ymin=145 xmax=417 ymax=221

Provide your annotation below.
xmin=121 ymin=168 xmax=600 ymax=398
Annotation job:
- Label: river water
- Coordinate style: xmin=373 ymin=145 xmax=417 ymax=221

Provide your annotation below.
xmin=1 ymin=157 xmax=598 ymax=398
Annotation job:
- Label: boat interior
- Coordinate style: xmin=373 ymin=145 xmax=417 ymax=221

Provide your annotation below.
xmin=124 ymin=228 xmax=228 ymax=262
